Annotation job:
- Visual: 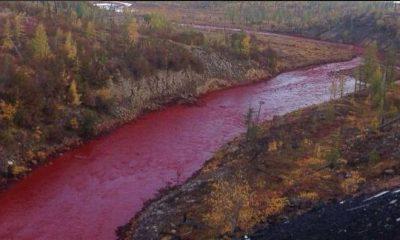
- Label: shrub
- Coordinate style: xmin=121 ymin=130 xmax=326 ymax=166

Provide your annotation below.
xmin=0 ymin=100 xmax=17 ymax=124
xmin=325 ymin=148 xmax=341 ymax=168
xmin=230 ymin=31 xmax=250 ymax=57
xmin=340 ymin=171 xmax=366 ymax=194
xmin=368 ymin=149 xmax=380 ymax=163
xmin=174 ymin=31 xmax=205 ymax=46
xmin=95 ymin=88 xmax=115 ymax=115
xmin=79 ymin=109 xmax=99 ymax=138
xmin=202 ymin=178 xmax=254 ymax=234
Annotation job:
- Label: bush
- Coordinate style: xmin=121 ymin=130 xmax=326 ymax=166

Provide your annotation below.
xmin=325 ymin=148 xmax=341 ymax=168
xmin=79 ymin=109 xmax=99 ymax=138
xmin=173 ymin=31 xmax=205 ymax=46
xmin=368 ymin=149 xmax=380 ymax=163
xmin=94 ymin=88 xmax=115 ymax=115
xmin=45 ymin=124 xmax=65 ymax=144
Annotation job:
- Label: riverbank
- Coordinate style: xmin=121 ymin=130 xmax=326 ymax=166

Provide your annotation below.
xmin=0 ymin=27 xmax=356 ymax=191
xmin=118 ymin=84 xmax=400 ymax=239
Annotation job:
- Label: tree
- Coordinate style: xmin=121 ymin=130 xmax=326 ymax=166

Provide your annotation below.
xmin=68 ymin=79 xmax=81 ymax=106
xmin=362 ymin=42 xmax=379 ymax=86
xmin=265 ymin=47 xmax=278 ymax=73
xmin=143 ymin=13 xmax=169 ymax=31
xmin=85 ymin=21 xmax=96 ymax=38
xmin=64 ymin=31 xmax=77 ymax=61
xmin=1 ymin=20 xmax=14 ymax=50
xmin=230 ymin=31 xmax=251 ymax=57
xmin=383 ymin=46 xmax=397 ymax=86
xmin=0 ymin=100 xmax=17 ymax=124
xmin=31 ymin=23 xmax=51 ymax=60
xmin=125 ymin=18 xmax=139 ymax=46
xmin=54 ymin=28 xmax=64 ymax=48
xmin=13 ymin=13 xmax=24 ymax=44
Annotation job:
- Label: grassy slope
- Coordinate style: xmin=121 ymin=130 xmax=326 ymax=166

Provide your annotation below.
xmin=118 ymin=85 xmax=400 ymax=239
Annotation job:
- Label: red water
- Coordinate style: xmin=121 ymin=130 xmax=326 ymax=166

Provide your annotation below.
xmin=0 ymin=57 xmax=361 ymax=240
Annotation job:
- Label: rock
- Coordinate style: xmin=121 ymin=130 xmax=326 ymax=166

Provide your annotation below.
xmin=384 ymin=169 xmax=395 ymax=175
xmin=227 ymin=145 xmax=239 ymax=153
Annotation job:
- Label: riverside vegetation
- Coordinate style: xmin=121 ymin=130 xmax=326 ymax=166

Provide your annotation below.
xmin=118 ymin=42 xmax=399 ymax=240
xmin=0 ymin=2 xmax=355 ymax=187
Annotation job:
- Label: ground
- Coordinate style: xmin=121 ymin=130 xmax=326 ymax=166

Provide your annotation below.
xmin=250 ymin=187 xmax=400 ymax=240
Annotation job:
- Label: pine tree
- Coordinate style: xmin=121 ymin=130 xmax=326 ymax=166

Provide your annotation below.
xmin=362 ymin=42 xmax=379 ymax=85
xmin=85 ymin=21 xmax=95 ymax=38
xmin=13 ymin=13 xmax=24 ymax=44
xmin=2 ymin=20 xmax=14 ymax=50
xmin=64 ymin=31 xmax=77 ymax=60
xmin=31 ymin=23 xmax=51 ymax=60
xmin=69 ymin=79 xmax=81 ymax=106
xmin=241 ymin=33 xmax=250 ymax=56
xmin=54 ymin=28 xmax=63 ymax=48
xmin=125 ymin=18 xmax=138 ymax=46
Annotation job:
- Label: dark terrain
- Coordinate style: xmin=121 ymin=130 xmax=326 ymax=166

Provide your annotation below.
xmin=250 ymin=187 xmax=400 ymax=240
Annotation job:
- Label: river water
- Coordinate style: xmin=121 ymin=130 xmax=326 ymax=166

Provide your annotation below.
xmin=0 ymin=57 xmax=361 ymax=240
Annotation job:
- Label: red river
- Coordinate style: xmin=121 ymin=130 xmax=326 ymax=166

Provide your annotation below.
xmin=0 ymin=57 xmax=361 ymax=239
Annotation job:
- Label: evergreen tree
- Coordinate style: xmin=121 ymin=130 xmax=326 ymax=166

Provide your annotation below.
xmin=85 ymin=21 xmax=96 ymax=38
xmin=31 ymin=23 xmax=51 ymax=60
xmin=13 ymin=13 xmax=24 ymax=44
xmin=64 ymin=31 xmax=77 ymax=61
xmin=54 ymin=28 xmax=64 ymax=48
xmin=69 ymin=79 xmax=81 ymax=106
xmin=1 ymin=20 xmax=14 ymax=50
xmin=125 ymin=18 xmax=139 ymax=46
xmin=362 ymin=42 xmax=379 ymax=85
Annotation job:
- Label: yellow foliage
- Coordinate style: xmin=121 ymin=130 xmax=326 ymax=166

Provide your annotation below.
xmin=313 ymin=144 xmax=330 ymax=159
xmin=64 ymin=31 xmax=77 ymax=61
xmin=31 ymin=23 xmax=51 ymax=60
xmin=0 ymin=100 xmax=17 ymax=123
xmin=2 ymin=20 xmax=14 ymax=50
xmin=26 ymin=150 xmax=35 ymax=160
xmin=298 ymin=191 xmax=319 ymax=202
xmin=36 ymin=151 xmax=46 ymax=160
xmin=96 ymin=88 xmax=112 ymax=100
xmin=70 ymin=117 xmax=79 ymax=130
xmin=297 ymin=157 xmax=324 ymax=168
xmin=126 ymin=18 xmax=139 ymax=45
xmin=33 ymin=127 xmax=42 ymax=142
xmin=11 ymin=164 xmax=28 ymax=175
xmin=263 ymin=197 xmax=288 ymax=217
xmin=85 ymin=21 xmax=96 ymax=38
xmin=340 ymin=171 xmax=366 ymax=194
xmin=302 ymin=138 xmax=313 ymax=147
xmin=370 ymin=116 xmax=380 ymax=130
xmin=69 ymin=80 xmax=81 ymax=106
xmin=241 ymin=34 xmax=250 ymax=56
xmin=203 ymin=179 xmax=255 ymax=233
xmin=268 ymin=140 xmax=282 ymax=152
